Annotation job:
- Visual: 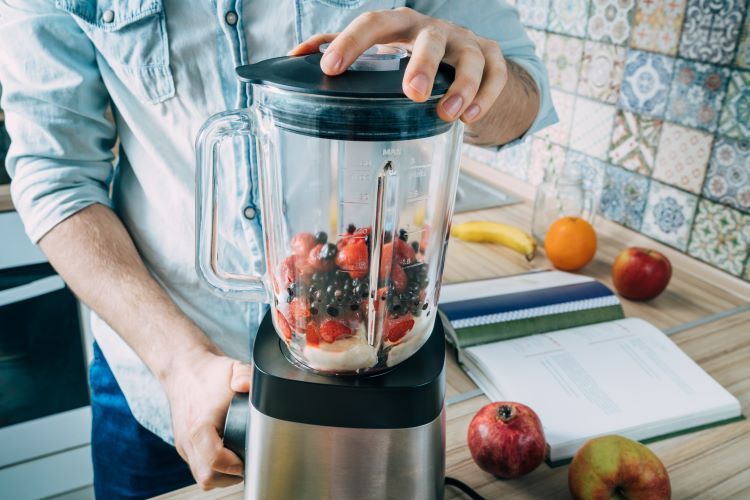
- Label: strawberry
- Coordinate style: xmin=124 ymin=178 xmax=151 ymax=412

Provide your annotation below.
xmin=394 ymin=239 xmax=416 ymax=266
xmin=335 ymin=238 xmax=369 ymax=279
xmin=279 ymin=255 xmax=297 ymax=287
xmin=288 ymin=297 xmax=311 ymax=330
xmin=319 ymin=319 xmax=353 ymax=343
xmin=291 ymin=232 xmax=316 ymax=257
xmin=391 ymin=264 xmax=408 ymax=293
xmin=305 ymin=321 xmax=320 ymax=347
xmin=308 ymin=243 xmax=336 ymax=272
xmin=275 ymin=310 xmax=293 ymax=341
xmin=385 ymin=314 xmax=415 ymax=343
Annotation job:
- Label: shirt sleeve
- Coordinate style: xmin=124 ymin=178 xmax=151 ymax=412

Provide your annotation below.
xmin=405 ymin=0 xmax=558 ymax=143
xmin=0 ymin=2 xmax=116 ymax=244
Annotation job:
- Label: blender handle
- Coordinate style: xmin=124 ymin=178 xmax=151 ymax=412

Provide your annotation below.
xmin=195 ymin=109 xmax=270 ymax=302
xmin=223 ymin=392 xmax=249 ymax=462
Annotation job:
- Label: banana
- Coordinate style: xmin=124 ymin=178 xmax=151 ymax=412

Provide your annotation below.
xmin=451 ymin=220 xmax=537 ymax=261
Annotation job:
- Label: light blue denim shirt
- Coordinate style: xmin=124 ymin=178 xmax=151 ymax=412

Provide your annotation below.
xmin=0 ymin=0 xmax=556 ymax=443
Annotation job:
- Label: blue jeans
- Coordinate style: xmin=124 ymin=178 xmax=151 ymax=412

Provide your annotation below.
xmin=90 ymin=343 xmax=195 ymax=499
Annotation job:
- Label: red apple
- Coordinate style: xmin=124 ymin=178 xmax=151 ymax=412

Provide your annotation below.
xmin=612 ymin=247 xmax=672 ymax=300
xmin=467 ymin=402 xmax=545 ymax=479
xmin=569 ymin=435 xmax=671 ymax=500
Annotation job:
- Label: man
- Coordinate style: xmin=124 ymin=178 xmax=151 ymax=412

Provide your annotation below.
xmin=0 ymin=1 xmax=555 ymax=497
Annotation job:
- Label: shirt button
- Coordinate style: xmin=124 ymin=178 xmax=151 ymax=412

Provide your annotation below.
xmin=243 ymin=206 xmax=257 ymax=220
xmin=102 ymin=10 xmax=115 ymax=23
xmin=225 ymin=11 xmax=238 ymax=26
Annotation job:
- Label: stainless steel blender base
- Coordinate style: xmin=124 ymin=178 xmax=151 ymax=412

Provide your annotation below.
xmin=244 ymin=404 xmax=446 ymax=500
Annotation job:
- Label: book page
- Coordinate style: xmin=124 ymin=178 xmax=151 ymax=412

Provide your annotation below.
xmin=464 ymin=318 xmax=740 ymax=460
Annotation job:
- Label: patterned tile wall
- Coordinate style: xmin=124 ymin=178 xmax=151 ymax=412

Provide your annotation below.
xmin=465 ymin=0 xmax=750 ymax=281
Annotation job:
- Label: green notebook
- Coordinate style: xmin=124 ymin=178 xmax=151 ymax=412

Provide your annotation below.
xmin=439 ymin=271 xmax=743 ymax=464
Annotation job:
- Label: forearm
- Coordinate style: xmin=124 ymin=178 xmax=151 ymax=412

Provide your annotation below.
xmin=39 ymin=203 xmax=219 ymax=382
xmin=464 ymin=59 xmax=540 ymax=146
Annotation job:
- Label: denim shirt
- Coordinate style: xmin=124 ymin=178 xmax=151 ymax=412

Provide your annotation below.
xmin=0 ymin=0 xmax=556 ymax=443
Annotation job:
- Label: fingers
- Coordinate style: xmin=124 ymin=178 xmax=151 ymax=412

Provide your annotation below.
xmin=319 ymin=8 xmax=420 ymax=75
xmin=288 ymin=33 xmax=338 ymax=56
xmin=230 ymin=361 xmax=253 ymax=392
xmin=461 ymin=40 xmax=508 ymax=124
xmin=402 ymin=26 xmax=447 ymax=102
xmin=438 ymin=40 xmax=484 ymax=122
xmin=184 ymin=416 xmax=245 ymax=489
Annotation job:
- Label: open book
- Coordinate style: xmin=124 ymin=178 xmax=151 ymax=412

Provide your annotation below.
xmin=440 ymin=271 xmax=743 ymax=465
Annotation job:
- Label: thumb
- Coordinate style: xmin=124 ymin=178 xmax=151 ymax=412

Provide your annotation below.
xmin=230 ymin=361 xmax=253 ymax=393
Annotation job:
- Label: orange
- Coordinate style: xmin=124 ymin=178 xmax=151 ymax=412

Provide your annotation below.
xmin=544 ymin=217 xmax=597 ymax=271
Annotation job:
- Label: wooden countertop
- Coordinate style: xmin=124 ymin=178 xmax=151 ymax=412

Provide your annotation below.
xmin=159 ymin=161 xmax=750 ymax=500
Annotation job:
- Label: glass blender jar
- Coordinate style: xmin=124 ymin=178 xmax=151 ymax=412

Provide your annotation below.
xmin=196 ymin=45 xmax=463 ymax=374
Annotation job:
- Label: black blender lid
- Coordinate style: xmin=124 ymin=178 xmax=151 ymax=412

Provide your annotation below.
xmin=250 ymin=311 xmax=446 ymax=429
xmin=237 ymin=45 xmax=455 ymax=98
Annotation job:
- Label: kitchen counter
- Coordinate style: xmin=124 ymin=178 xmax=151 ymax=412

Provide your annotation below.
xmin=158 ymin=160 xmax=750 ymax=500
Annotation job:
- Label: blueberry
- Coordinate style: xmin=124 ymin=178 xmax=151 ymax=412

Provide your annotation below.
xmin=383 ymin=232 xmax=392 ymax=244
xmin=399 ymin=229 xmax=408 ymax=241
xmin=326 ymin=305 xmax=339 ymax=317
xmin=411 ymin=241 xmax=420 ymax=253
xmin=346 ymin=224 xmax=356 ymax=234
xmin=314 ymin=290 xmax=324 ymax=302
xmin=287 ymin=284 xmax=296 ymax=297
xmin=310 ymin=306 xmax=318 ymax=316
xmin=422 ymin=302 xmax=428 ymax=310
xmin=334 ymin=289 xmax=344 ymax=302
xmin=319 ymin=243 xmax=337 ymax=260
xmin=286 ymin=294 xmax=293 ymax=303
xmin=315 ymin=231 xmax=328 ymax=244
xmin=350 ymin=302 xmax=360 ymax=311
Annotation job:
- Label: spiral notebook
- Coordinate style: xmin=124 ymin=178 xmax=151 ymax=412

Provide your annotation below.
xmin=440 ymin=271 xmax=743 ymax=465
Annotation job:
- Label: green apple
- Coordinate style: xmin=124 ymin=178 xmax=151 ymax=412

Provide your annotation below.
xmin=568 ymin=435 xmax=671 ymax=500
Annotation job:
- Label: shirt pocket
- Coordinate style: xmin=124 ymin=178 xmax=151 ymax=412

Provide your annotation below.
xmin=55 ymin=0 xmax=175 ymax=104
xmin=296 ymin=0 xmax=407 ymax=43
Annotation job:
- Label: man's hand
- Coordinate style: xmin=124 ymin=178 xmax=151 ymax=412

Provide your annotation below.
xmin=289 ymin=7 xmax=540 ymax=145
xmin=37 ymin=204 xmax=251 ymax=491
xmin=164 ymin=350 xmax=253 ymax=490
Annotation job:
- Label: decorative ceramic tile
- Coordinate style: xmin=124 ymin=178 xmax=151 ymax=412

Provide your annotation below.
xmin=569 ymin=98 xmax=616 ymax=160
xmin=629 ymin=0 xmax=687 ymax=56
xmin=641 ymin=181 xmax=699 ymax=251
xmin=687 ymin=199 xmax=750 ymax=276
xmin=600 ymin=164 xmax=650 ymax=230
xmin=587 ymin=0 xmax=636 ymax=45
xmin=548 ymin=0 xmax=590 ymax=37
xmin=578 ymin=40 xmax=626 ymax=104
xmin=544 ymin=34 xmax=585 ymax=93
xmin=619 ymin=50 xmax=675 ymax=118
xmin=608 ymin=109 xmax=662 ymax=175
xmin=494 ymin=139 xmax=532 ymax=182
xmin=565 ymin=150 xmax=607 ymax=203
xmin=529 ymin=138 xmax=566 ymax=186
xmin=539 ymin=89 xmax=576 ymax=146
xmin=653 ymin=123 xmax=713 ymax=194
xmin=526 ymin=29 xmax=547 ymax=60
xmin=678 ymin=0 xmax=746 ymax=65
xmin=702 ymin=137 xmax=750 ymax=214
xmin=718 ymin=70 xmax=750 ymax=143
xmin=736 ymin=13 xmax=750 ymax=68
xmin=516 ymin=0 xmax=551 ymax=29
xmin=665 ymin=60 xmax=729 ymax=132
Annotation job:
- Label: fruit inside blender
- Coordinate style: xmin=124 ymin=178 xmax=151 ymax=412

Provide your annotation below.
xmin=271 ymin=225 xmax=435 ymax=373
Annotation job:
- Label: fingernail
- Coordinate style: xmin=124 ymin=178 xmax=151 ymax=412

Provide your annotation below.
xmin=321 ymin=50 xmax=342 ymax=73
xmin=463 ymin=103 xmax=480 ymax=121
xmin=409 ymin=73 xmax=430 ymax=96
xmin=442 ymin=95 xmax=463 ymax=118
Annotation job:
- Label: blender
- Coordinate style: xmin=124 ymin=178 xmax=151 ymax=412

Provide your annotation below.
xmin=196 ymin=45 xmax=463 ymax=499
